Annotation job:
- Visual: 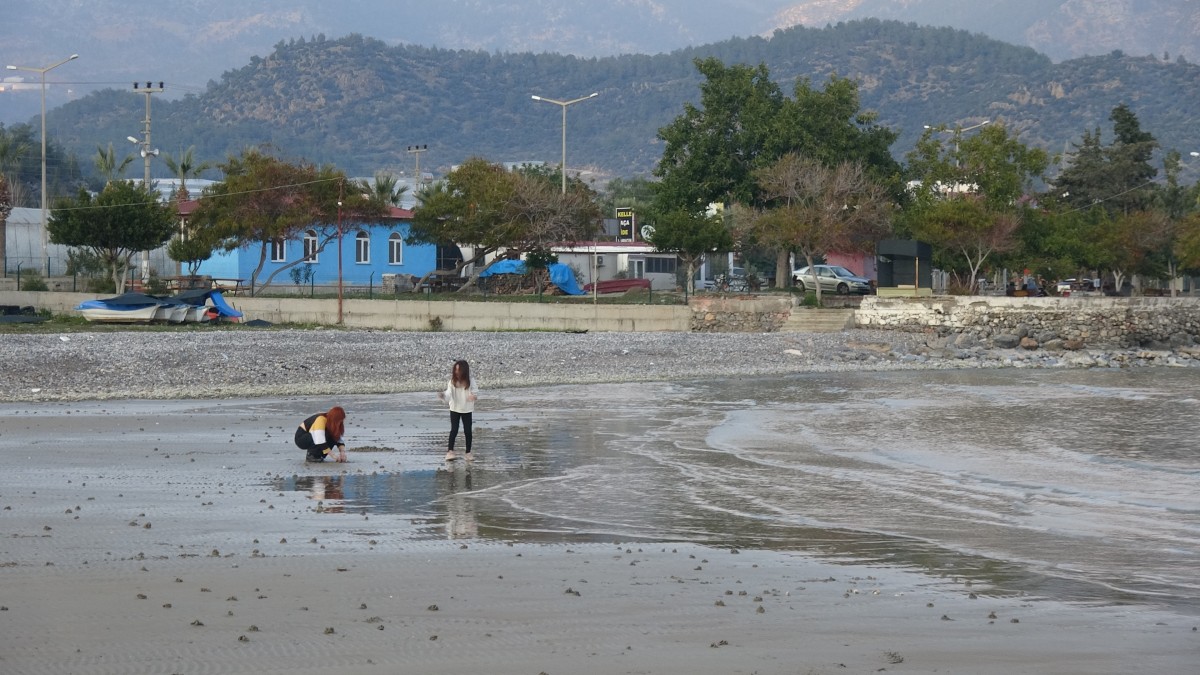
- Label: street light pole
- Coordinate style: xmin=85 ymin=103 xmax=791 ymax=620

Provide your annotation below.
xmin=924 ymin=119 xmax=990 ymax=167
xmin=531 ymin=92 xmax=598 ymax=194
xmin=532 ymin=92 xmax=600 ymax=303
xmin=129 ymin=81 xmax=163 ymax=283
xmin=6 ymin=54 xmax=79 ymax=275
xmin=337 ymin=180 xmax=345 ymax=325
xmin=406 ymin=144 xmax=427 ymax=191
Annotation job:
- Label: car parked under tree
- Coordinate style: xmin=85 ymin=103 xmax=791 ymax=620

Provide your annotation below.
xmin=791 ymin=265 xmax=873 ymax=295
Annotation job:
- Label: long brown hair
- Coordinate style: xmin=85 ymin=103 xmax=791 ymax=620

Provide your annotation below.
xmin=325 ymin=406 xmax=346 ymax=439
xmin=451 ymin=360 xmax=471 ymax=388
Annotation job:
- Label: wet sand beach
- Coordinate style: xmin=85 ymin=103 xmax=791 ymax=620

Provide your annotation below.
xmin=1 ymin=331 xmax=1197 ymax=673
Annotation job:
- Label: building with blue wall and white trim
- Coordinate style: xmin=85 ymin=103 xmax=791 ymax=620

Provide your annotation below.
xmin=178 ymin=201 xmax=442 ymax=295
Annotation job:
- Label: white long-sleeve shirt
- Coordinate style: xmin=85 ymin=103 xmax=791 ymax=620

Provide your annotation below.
xmin=442 ymin=378 xmax=479 ymax=413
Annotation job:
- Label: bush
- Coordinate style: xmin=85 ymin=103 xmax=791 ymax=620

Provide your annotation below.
xmin=794 ymin=289 xmax=819 ymax=307
xmin=144 ymin=271 xmax=168 ymax=295
xmin=18 ymin=269 xmax=48 ymax=291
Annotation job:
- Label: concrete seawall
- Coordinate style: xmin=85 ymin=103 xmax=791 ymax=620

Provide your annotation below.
xmin=0 ymin=291 xmax=691 ymax=332
xmin=856 ymin=295 xmax=1200 ymax=348
xmin=5 ymin=291 xmax=1199 ymax=347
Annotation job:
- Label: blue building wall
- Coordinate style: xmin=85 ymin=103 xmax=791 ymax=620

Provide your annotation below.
xmin=198 ymin=222 xmax=437 ymax=288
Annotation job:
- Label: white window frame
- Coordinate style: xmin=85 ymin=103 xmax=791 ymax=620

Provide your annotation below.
xmin=302 ymin=230 xmax=318 ymax=263
xmin=388 ymin=233 xmax=404 ymax=265
xmin=355 ymin=231 xmax=370 ymax=264
xmin=270 ymin=238 xmax=286 ymax=263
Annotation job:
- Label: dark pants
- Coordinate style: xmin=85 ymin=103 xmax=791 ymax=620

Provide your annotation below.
xmin=449 ymin=411 xmax=473 ymax=453
xmin=295 ymin=427 xmax=325 ymax=462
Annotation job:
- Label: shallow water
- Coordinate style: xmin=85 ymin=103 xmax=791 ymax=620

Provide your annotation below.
xmin=276 ymin=368 xmax=1200 ymax=614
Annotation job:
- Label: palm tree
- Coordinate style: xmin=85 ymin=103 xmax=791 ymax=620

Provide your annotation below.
xmin=94 ymin=143 xmax=134 ymax=185
xmin=361 ymin=171 xmax=409 ymax=207
xmin=161 ymin=146 xmax=212 ymax=202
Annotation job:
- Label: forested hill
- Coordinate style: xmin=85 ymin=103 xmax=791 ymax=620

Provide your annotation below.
xmin=43 ymin=19 xmax=1200 ymax=181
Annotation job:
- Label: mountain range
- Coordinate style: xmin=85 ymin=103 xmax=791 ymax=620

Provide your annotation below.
xmin=20 ymin=18 xmax=1199 ymax=185
xmin=3 ymin=0 xmax=1198 ymax=126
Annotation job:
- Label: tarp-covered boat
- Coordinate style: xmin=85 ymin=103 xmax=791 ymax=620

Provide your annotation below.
xmin=76 ymin=292 xmax=165 ymax=323
xmin=75 ymin=290 xmax=243 ymax=323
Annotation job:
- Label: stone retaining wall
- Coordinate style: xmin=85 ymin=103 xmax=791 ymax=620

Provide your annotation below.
xmin=856 ymin=296 xmax=1200 ymax=349
xmin=689 ymin=295 xmax=793 ymax=332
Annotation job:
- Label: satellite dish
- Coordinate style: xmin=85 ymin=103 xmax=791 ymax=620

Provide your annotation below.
xmin=640 ymin=225 xmax=655 ymax=241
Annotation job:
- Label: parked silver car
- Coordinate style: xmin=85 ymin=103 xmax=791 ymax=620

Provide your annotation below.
xmin=791 ymin=265 xmax=873 ymax=295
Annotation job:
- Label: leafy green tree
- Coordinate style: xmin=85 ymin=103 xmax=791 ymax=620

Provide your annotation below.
xmin=1174 ymin=211 xmax=1200 ymax=277
xmin=48 ymin=181 xmax=175 ymax=293
xmin=410 ymin=158 xmax=520 ymax=282
xmin=0 ymin=124 xmax=35 ymax=207
xmin=955 ymin=125 xmax=1049 ymax=208
xmin=644 ymin=207 xmax=732 ymax=295
xmin=906 ymin=121 xmax=1046 ymax=292
xmin=598 ymin=176 xmax=657 ymax=217
xmin=166 ymin=234 xmax=214 ymax=278
xmin=1107 ymin=104 xmax=1159 ymax=215
xmin=0 ymin=126 xmax=34 ymax=271
xmin=1051 ymin=104 xmax=1158 ymax=217
xmin=409 ymin=158 xmax=600 ymax=291
xmin=912 ymin=196 xmax=1021 ymax=294
xmin=654 ymin=58 xmax=784 ymax=210
xmin=656 ymin=59 xmax=901 ymax=288
xmin=1091 ymin=210 xmax=1174 ymax=293
xmin=189 ymin=149 xmax=384 ymax=294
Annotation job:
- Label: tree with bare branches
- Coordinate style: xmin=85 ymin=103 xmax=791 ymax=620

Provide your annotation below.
xmin=189 ymin=149 xmax=384 ymax=295
xmin=409 ymin=158 xmax=600 ymax=292
xmin=913 ymin=195 xmax=1021 ymax=294
xmin=747 ymin=153 xmax=891 ymax=304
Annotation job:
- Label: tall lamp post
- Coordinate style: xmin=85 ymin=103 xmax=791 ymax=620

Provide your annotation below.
xmin=532 ymin=92 xmax=600 ymax=303
xmin=924 ymin=119 xmax=990 ymax=167
xmin=336 ymin=180 xmax=345 ymax=325
xmin=128 ymin=81 xmax=163 ymax=283
xmin=406 ymin=144 xmax=428 ymax=191
xmin=531 ymin=92 xmax=598 ymax=194
xmin=6 ymin=54 xmax=79 ymax=275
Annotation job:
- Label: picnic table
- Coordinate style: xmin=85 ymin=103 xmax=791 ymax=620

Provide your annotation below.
xmin=163 ymin=275 xmax=212 ymax=292
xmin=210 ymin=278 xmax=246 ymax=295
xmin=163 ymin=276 xmax=245 ymax=294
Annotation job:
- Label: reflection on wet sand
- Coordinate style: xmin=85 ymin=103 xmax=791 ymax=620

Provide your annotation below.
xmin=271 ymin=369 xmax=1199 ymax=614
xmin=441 ymin=466 xmax=478 ymax=538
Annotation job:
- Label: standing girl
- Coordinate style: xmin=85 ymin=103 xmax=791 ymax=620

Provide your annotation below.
xmin=438 ymin=360 xmax=478 ymax=461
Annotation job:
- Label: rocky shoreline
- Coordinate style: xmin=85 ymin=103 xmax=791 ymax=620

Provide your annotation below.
xmin=2 ymin=327 xmax=1198 ymax=403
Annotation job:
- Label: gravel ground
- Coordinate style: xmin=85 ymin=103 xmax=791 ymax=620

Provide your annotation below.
xmin=0 ymin=328 xmax=944 ymax=402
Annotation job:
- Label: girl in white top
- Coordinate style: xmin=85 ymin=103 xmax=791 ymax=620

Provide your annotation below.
xmin=437 ymin=359 xmax=479 ymax=461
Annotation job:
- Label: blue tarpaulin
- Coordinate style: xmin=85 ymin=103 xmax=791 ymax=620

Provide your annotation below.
xmin=477 ymin=261 xmax=586 ymax=295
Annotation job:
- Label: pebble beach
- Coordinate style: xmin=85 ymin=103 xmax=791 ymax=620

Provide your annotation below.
xmin=3 ymin=326 xmax=1196 ymax=402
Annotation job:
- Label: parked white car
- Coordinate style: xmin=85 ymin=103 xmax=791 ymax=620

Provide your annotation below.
xmin=791 ymin=265 xmax=873 ymax=295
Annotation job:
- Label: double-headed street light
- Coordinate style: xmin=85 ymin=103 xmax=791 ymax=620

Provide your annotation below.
xmin=924 ymin=119 xmax=990 ymax=167
xmin=6 ymin=54 xmax=79 ymax=275
xmin=531 ymin=92 xmax=598 ymax=194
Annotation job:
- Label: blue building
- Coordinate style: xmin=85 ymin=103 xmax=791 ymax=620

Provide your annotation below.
xmin=185 ymin=204 xmax=441 ymax=292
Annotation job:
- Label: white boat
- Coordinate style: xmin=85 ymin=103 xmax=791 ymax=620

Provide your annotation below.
xmin=183 ymin=305 xmax=212 ymax=323
xmin=154 ymin=303 xmax=189 ymax=323
xmin=76 ymin=294 xmax=164 ymax=323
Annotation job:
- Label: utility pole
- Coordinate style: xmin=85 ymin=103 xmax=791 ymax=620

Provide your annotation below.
xmin=130 ymin=81 xmax=163 ymax=283
xmin=406 ymin=145 xmax=428 ymax=190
